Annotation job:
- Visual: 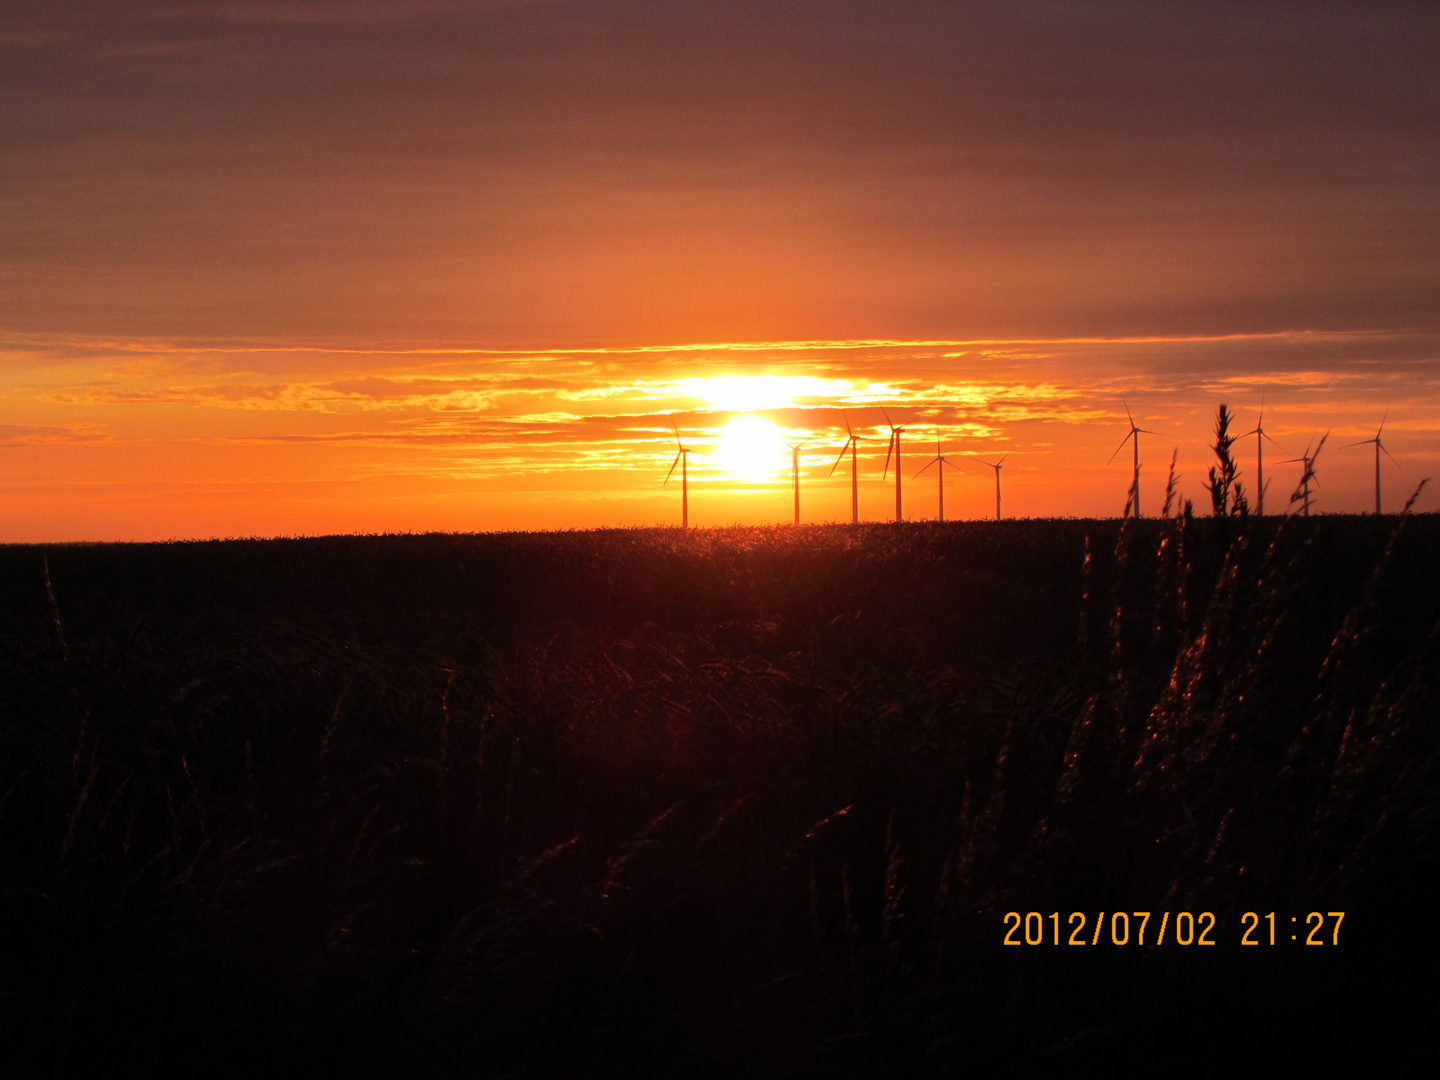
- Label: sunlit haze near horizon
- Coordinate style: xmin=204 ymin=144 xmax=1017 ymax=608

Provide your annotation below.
xmin=3 ymin=1 xmax=1439 ymax=540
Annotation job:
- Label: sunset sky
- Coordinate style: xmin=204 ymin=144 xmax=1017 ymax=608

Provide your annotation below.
xmin=3 ymin=1 xmax=1438 ymax=539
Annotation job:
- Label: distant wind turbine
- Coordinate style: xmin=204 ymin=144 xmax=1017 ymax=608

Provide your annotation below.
xmin=1240 ymin=396 xmax=1286 ymax=516
xmin=973 ymin=453 xmax=1010 ymax=521
xmin=881 ymin=408 xmax=907 ymax=523
xmin=787 ymin=438 xmax=808 ymax=525
xmin=1344 ymin=412 xmax=1397 ymax=515
xmin=1108 ymin=401 xmax=1158 ymax=517
xmin=914 ymin=434 xmax=960 ymax=521
xmin=829 ymin=410 xmax=861 ymax=524
xmin=663 ymin=419 xmax=692 ymax=528
xmin=1281 ymin=432 xmax=1328 ymax=517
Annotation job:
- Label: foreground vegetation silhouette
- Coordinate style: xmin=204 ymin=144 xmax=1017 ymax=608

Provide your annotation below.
xmin=2 ymin=514 xmax=1438 ymax=1075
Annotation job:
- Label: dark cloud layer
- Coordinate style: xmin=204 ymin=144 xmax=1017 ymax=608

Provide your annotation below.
xmin=2 ymin=1 xmax=1438 ymax=344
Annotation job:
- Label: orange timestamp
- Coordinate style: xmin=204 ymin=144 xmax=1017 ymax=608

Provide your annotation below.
xmin=1002 ymin=910 xmax=1345 ymax=946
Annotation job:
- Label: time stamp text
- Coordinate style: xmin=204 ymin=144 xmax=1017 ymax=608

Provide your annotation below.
xmin=1003 ymin=911 xmax=1345 ymax=946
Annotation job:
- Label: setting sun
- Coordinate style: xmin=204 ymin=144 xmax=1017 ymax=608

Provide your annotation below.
xmin=715 ymin=415 xmax=788 ymax=483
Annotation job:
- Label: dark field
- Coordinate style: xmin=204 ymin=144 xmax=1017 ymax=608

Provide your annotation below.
xmin=3 ymin=516 xmax=1439 ymax=1076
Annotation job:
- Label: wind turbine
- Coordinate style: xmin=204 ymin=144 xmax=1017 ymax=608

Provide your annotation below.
xmin=1344 ymin=412 xmax=1397 ymax=515
xmin=786 ymin=438 xmax=808 ymax=525
xmin=881 ymin=408 xmax=906 ymax=523
xmin=1108 ymin=401 xmax=1158 ymax=517
xmin=663 ymin=419 xmax=691 ymax=528
xmin=914 ymin=434 xmax=960 ymax=521
xmin=1240 ymin=395 xmax=1286 ymax=516
xmin=1281 ymin=432 xmax=1328 ymax=517
xmin=829 ymin=410 xmax=861 ymax=524
xmin=973 ymin=453 xmax=1010 ymax=521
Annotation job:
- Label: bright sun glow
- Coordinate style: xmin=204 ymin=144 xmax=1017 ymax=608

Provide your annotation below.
xmin=715 ymin=416 xmax=788 ymax=482
xmin=692 ymin=375 xmax=840 ymax=411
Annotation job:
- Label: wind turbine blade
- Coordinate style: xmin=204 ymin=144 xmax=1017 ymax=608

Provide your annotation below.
xmin=1381 ymin=442 xmax=1400 ymax=467
xmin=1341 ymin=439 xmax=1375 ymax=449
xmin=663 ymin=451 xmax=682 ymax=485
xmin=995 ymin=453 xmax=1010 ymax=466
xmin=882 ymin=432 xmax=895 ymax=479
xmin=1262 ymin=431 xmax=1287 ymax=451
xmin=842 ymin=409 xmax=853 ymax=438
xmin=1123 ymin=399 xmax=1135 ymax=427
xmin=829 ymin=438 xmax=853 ymax=476
xmin=1107 ymin=430 xmax=1135 ymax=464
xmin=881 ymin=406 xmax=896 ymax=432
xmin=914 ymin=457 xmax=940 ymax=478
xmin=1378 ymin=408 xmax=1388 ymax=437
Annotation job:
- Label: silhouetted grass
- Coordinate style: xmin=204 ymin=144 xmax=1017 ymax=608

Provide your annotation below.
xmin=2 ymin=516 xmax=1437 ymax=1076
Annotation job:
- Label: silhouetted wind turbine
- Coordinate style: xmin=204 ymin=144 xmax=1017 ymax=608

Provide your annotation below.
xmin=914 ymin=434 xmax=960 ymax=521
xmin=663 ymin=419 xmax=691 ymax=528
xmin=1240 ymin=395 xmax=1286 ymax=516
xmin=973 ymin=453 xmax=1010 ymax=521
xmin=786 ymin=438 xmax=808 ymax=525
xmin=1108 ymin=401 xmax=1158 ymax=517
xmin=1344 ymin=412 xmax=1397 ymax=515
xmin=829 ymin=410 xmax=861 ymax=524
xmin=1281 ymin=432 xmax=1328 ymax=517
xmin=881 ymin=408 xmax=906 ymax=523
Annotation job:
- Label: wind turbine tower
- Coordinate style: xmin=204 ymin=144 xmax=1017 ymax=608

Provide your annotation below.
xmin=914 ymin=435 xmax=960 ymax=521
xmin=974 ymin=453 xmax=1010 ymax=520
xmin=881 ymin=408 xmax=907 ymax=523
xmin=1345 ymin=413 xmax=1396 ymax=515
xmin=830 ymin=410 xmax=861 ymax=524
xmin=787 ymin=439 xmax=808 ymax=525
xmin=1108 ymin=401 xmax=1158 ymax=517
xmin=663 ymin=419 xmax=692 ymax=528
xmin=1281 ymin=433 xmax=1328 ymax=517
xmin=1241 ymin=397 xmax=1285 ymax=516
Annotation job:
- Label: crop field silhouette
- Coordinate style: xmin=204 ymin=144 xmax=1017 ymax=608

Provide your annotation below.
xmin=2 ymin=515 xmax=1438 ymax=1076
